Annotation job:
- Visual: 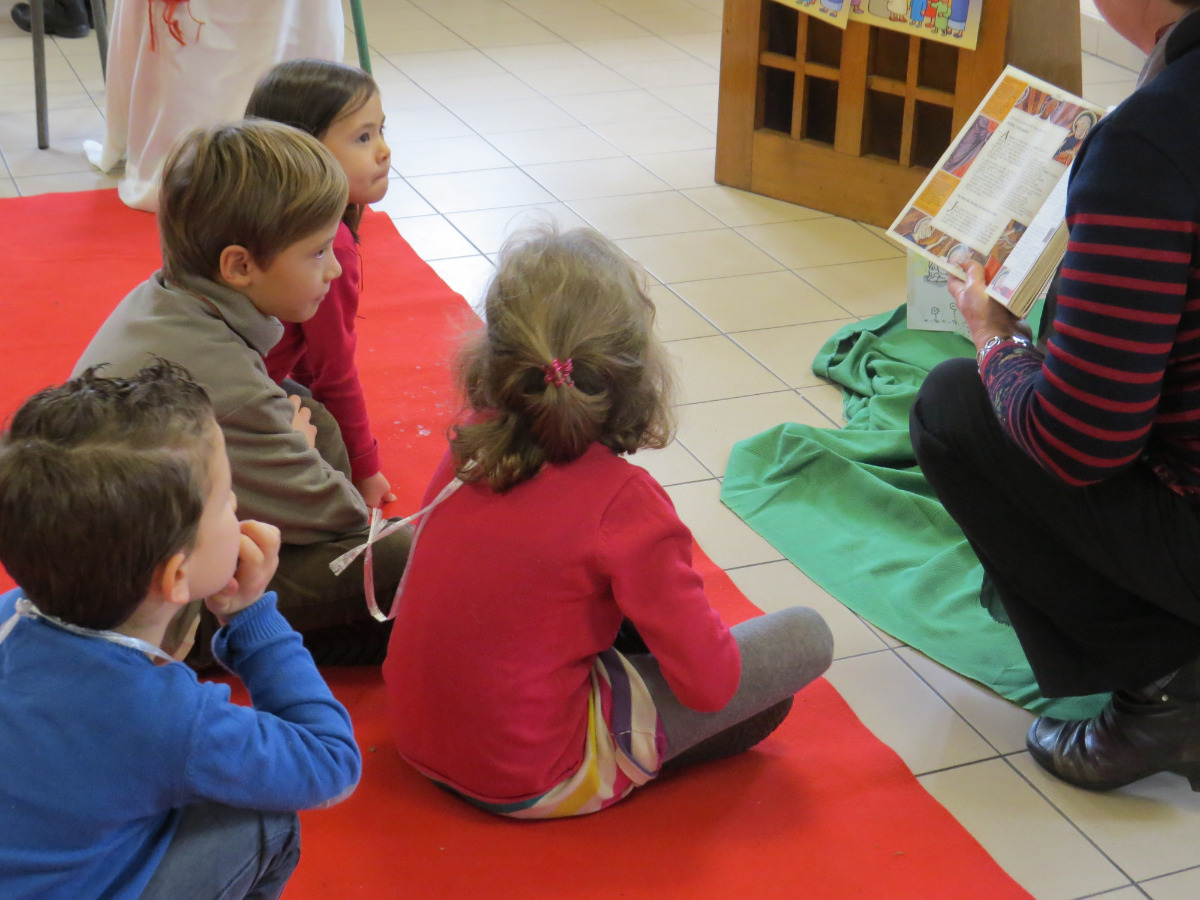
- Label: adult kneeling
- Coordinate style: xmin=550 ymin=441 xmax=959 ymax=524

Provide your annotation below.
xmin=911 ymin=0 xmax=1200 ymax=792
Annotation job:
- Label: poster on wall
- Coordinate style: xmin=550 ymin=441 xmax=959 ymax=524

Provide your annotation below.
xmin=849 ymin=0 xmax=983 ymax=50
xmin=769 ymin=0 xmax=852 ymax=31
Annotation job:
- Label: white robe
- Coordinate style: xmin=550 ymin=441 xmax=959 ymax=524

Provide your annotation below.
xmin=85 ymin=0 xmax=344 ymax=211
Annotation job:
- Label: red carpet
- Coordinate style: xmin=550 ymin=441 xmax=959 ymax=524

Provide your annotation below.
xmin=0 ymin=190 xmax=1032 ymax=899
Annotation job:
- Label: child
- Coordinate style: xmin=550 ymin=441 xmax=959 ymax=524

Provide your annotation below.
xmin=382 ymin=225 xmax=835 ymax=818
xmin=245 ymin=59 xmax=395 ymax=510
xmin=0 ymin=362 xmax=361 ymax=899
xmin=73 ymin=120 xmax=412 ymax=668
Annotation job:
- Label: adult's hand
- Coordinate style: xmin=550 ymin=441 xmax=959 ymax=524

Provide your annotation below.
xmin=947 ymin=261 xmax=1030 ymax=353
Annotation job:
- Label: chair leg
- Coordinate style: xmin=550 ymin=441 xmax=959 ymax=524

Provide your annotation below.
xmin=32 ymin=0 xmax=49 ymax=149
xmin=348 ymin=0 xmax=371 ymax=75
xmin=89 ymin=0 xmax=108 ymax=81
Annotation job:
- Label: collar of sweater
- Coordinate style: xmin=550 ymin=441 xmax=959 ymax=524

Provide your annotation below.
xmin=165 ymin=271 xmax=285 ymax=357
xmin=1165 ymin=6 xmax=1200 ymax=63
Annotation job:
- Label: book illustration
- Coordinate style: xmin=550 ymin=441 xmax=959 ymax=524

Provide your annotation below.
xmin=941 ymin=115 xmax=998 ymax=178
xmin=984 ymin=219 xmax=1027 ymax=282
xmin=852 ymin=0 xmax=981 ymax=50
xmin=906 ymin=251 xmax=971 ymax=337
xmin=886 ymin=66 xmax=1105 ymax=318
xmin=769 ymin=0 xmax=852 ymax=29
xmin=1052 ymin=110 xmax=1098 ymax=166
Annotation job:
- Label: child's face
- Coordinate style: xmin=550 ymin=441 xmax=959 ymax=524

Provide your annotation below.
xmin=322 ymin=90 xmax=391 ymax=206
xmin=240 ymin=217 xmax=343 ymax=323
xmin=183 ymin=427 xmax=242 ymax=601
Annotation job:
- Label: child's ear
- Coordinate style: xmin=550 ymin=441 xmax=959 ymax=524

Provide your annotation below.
xmin=218 ymin=244 xmax=258 ymax=289
xmin=153 ymin=551 xmax=193 ymax=608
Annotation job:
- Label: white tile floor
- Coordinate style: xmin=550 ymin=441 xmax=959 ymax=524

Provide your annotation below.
xmin=0 ymin=1 xmax=1192 ymax=897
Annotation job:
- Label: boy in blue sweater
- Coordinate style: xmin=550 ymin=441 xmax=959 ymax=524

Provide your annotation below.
xmin=0 ymin=361 xmax=362 ymax=900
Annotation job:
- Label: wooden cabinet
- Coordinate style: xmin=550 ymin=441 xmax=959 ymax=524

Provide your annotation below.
xmin=715 ymin=0 xmax=1083 ymax=226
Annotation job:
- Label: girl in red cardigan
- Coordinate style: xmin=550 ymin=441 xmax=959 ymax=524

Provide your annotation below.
xmin=381 ymin=225 xmax=833 ymax=818
xmin=246 ymin=60 xmax=395 ymax=509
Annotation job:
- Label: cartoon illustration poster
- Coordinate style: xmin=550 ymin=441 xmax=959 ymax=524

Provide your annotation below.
xmin=850 ymin=0 xmax=983 ymax=51
xmin=769 ymin=0 xmax=852 ymax=31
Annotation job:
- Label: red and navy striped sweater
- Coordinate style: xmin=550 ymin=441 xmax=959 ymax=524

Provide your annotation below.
xmin=983 ymin=11 xmax=1200 ymax=496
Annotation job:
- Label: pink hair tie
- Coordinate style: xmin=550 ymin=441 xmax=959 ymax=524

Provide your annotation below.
xmin=543 ymin=358 xmax=574 ymax=387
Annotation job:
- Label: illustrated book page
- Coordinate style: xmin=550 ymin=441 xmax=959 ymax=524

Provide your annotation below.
xmin=886 ymin=66 xmax=1103 ymax=317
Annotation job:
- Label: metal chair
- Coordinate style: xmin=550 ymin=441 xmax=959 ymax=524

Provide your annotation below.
xmin=31 ymin=0 xmax=108 ymax=149
xmin=349 ymin=0 xmax=371 ymax=75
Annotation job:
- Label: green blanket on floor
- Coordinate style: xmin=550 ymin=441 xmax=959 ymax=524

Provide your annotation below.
xmin=720 ymin=305 xmax=1109 ymax=720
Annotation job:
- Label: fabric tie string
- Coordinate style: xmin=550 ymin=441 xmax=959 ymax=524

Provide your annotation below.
xmin=0 ymin=597 xmax=177 ymax=664
xmin=328 ymin=478 xmax=464 ymax=622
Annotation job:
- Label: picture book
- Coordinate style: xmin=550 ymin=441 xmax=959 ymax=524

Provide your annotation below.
xmin=905 ymin=251 xmax=971 ymax=338
xmin=886 ymin=65 xmax=1104 ymax=318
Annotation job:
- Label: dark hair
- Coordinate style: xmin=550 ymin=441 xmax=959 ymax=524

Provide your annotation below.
xmin=245 ymin=58 xmax=379 ymax=236
xmin=0 ymin=362 xmax=217 ymax=629
xmin=451 ymin=224 xmax=675 ymax=492
xmin=158 ymin=119 xmax=348 ymax=282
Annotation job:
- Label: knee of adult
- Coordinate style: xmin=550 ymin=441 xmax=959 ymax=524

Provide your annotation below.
xmin=911 ymin=356 xmax=981 ymax=442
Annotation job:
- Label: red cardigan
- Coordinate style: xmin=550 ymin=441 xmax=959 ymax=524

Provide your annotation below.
xmin=263 ymin=221 xmax=381 ymax=482
xmin=383 ymin=443 xmax=741 ymax=804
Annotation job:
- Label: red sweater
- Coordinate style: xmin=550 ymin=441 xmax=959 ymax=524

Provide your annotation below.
xmin=263 ymin=221 xmax=381 ymax=482
xmin=383 ymin=443 xmax=741 ymax=804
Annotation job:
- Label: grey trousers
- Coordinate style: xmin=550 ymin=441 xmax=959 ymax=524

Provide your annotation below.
xmin=629 ymin=606 xmax=834 ymax=760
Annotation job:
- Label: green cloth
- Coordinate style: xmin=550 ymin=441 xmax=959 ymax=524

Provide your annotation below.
xmin=720 ymin=305 xmax=1109 ymax=720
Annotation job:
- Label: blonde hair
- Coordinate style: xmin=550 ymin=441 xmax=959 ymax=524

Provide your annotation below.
xmin=158 ymin=119 xmax=349 ymax=282
xmin=451 ymin=224 xmax=676 ymax=492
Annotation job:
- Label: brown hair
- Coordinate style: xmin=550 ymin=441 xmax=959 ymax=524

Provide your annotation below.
xmin=0 ymin=362 xmax=216 ymax=630
xmin=158 ymin=119 xmax=349 ymax=282
xmin=451 ymin=224 xmax=675 ymax=492
xmin=245 ymin=58 xmax=379 ymax=236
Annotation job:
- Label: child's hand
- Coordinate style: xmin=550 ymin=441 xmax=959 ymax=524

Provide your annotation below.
xmin=205 ymin=520 xmax=281 ymax=624
xmin=354 ymin=470 xmax=396 ymax=508
xmin=288 ymin=395 xmax=318 ymax=449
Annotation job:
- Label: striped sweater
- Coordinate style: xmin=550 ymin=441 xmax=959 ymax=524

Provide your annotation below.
xmin=983 ymin=11 xmax=1200 ymax=495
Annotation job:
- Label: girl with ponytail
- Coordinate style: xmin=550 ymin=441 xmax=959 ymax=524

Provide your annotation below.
xmin=382 ymin=225 xmax=833 ymax=818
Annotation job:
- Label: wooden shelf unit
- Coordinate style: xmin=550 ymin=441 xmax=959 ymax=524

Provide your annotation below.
xmin=716 ymin=0 xmax=1083 ymax=227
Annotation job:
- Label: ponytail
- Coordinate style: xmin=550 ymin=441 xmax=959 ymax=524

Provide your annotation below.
xmin=449 ymin=225 xmax=675 ymax=492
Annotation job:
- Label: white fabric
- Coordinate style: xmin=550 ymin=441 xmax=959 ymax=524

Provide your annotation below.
xmin=85 ymin=0 xmax=345 ymax=211
xmin=0 ymin=596 xmax=177 ymax=664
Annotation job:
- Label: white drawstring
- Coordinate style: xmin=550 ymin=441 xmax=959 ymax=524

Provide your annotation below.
xmin=0 ymin=597 xmax=177 ymax=664
xmin=328 ymin=478 xmax=464 ymax=622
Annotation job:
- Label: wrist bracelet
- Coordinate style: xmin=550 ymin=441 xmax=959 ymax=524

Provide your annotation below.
xmin=977 ymin=334 xmax=1031 ymax=373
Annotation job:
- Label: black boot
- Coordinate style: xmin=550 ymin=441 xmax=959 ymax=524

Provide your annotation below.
xmin=11 ymin=1 xmax=91 ymax=38
xmin=1026 ymin=657 xmax=1200 ymax=792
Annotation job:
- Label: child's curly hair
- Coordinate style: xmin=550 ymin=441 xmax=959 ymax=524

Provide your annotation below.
xmin=451 ymin=224 xmax=676 ymax=492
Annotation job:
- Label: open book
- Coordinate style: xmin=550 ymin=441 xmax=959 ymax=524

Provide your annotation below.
xmin=887 ymin=66 xmax=1104 ymax=318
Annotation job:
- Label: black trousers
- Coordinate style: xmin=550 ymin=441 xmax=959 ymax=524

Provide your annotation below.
xmin=186 ymin=391 xmax=411 ymax=668
xmin=910 ymin=357 xmax=1200 ymax=697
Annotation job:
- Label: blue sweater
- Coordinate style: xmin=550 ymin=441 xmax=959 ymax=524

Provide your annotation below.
xmin=0 ymin=591 xmax=361 ymax=900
